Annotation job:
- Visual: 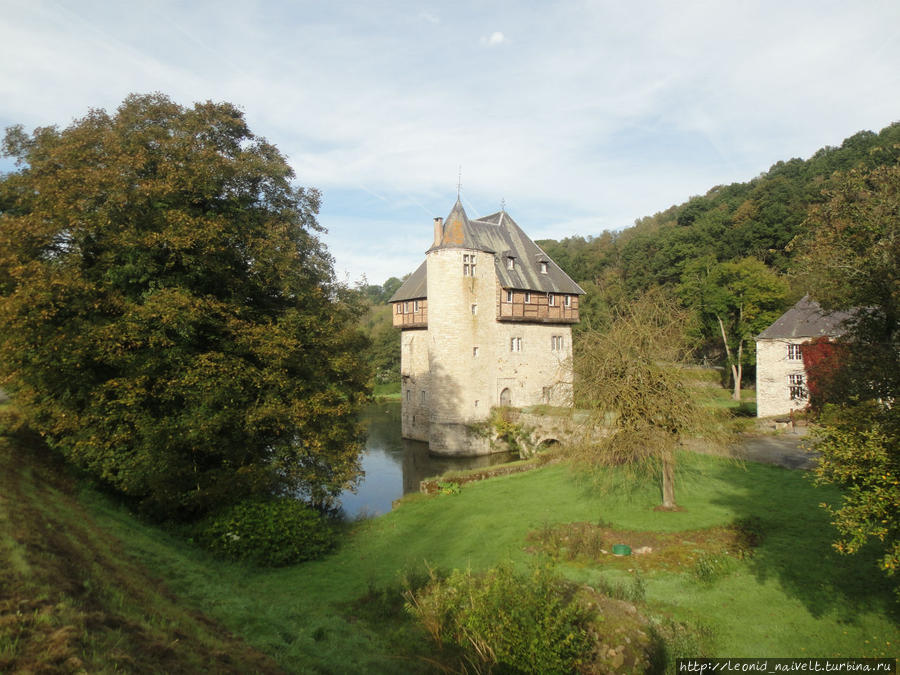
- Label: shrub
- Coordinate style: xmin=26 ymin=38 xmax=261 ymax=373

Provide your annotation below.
xmin=406 ymin=563 xmax=594 ymax=673
xmin=194 ymin=499 xmax=336 ymax=566
xmin=690 ymin=553 xmax=736 ymax=583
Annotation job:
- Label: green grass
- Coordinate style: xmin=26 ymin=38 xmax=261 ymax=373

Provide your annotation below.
xmin=372 ymin=381 xmax=401 ymax=399
xmin=4 ymin=395 xmax=896 ymax=671
xmin=79 ymin=452 xmax=898 ymax=671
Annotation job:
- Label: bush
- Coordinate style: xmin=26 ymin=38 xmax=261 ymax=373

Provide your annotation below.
xmin=406 ymin=563 xmax=593 ymax=673
xmin=195 ymin=499 xmax=336 ymax=566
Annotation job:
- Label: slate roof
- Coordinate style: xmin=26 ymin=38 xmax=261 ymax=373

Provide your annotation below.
xmin=756 ymin=296 xmax=854 ymax=340
xmin=390 ymin=200 xmax=585 ymax=302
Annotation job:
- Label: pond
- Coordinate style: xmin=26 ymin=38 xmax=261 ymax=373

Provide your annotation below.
xmin=337 ymin=401 xmax=515 ymax=519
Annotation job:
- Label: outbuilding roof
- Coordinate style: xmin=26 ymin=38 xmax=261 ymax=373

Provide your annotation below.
xmin=390 ymin=200 xmax=585 ymax=302
xmin=756 ymin=296 xmax=854 ymax=340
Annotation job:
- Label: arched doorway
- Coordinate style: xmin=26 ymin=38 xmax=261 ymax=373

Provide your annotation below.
xmin=499 ymin=387 xmax=511 ymax=406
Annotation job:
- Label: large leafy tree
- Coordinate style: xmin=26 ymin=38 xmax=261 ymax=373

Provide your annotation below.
xmin=796 ymin=165 xmax=899 ymax=589
xmin=0 ymin=94 xmax=370 ymax=520
xmin=679 ymin=257 xmax=789 ymax=400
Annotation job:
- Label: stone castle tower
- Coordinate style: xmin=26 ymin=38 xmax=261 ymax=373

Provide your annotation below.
xmin=390 ymin=199 xmax=584 ymax=456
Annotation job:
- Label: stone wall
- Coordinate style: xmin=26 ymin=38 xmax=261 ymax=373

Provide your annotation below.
xmin=425 ymin=247 xmax=497 ymax=454
xmin=756 ymin=338 xmax=809 ymax=418
xmin=400 ymin=329 xmax=430 ymax=441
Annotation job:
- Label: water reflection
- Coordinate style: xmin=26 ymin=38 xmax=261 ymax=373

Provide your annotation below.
xmin=338 ymin=402 xmax=515 ymax=519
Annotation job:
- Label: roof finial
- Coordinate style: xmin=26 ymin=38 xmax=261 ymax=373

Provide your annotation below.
xmin=457 ymin=166 xmax=462 ymax=199
xmin=500 ymin=197 xmax=506 ymax=212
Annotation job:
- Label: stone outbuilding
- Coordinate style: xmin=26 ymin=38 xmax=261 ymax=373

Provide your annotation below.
xmin=755 ymin=296 xmax=853 ymax=418
xmin=390 ymin=199 xmax=584 ymax=455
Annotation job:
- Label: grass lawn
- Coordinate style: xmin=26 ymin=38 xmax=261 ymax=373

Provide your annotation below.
xmin=79 ymin=451 xmax=898 ymax=672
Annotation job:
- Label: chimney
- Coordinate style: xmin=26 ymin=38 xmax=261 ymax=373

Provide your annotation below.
xmin=433 ymin=217 xmax=443 ymax=247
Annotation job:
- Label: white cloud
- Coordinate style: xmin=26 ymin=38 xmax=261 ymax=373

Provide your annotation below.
xmin=482 ymin=31 xmax=507 ymax=46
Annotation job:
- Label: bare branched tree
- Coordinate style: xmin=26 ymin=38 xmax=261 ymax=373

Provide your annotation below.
xmin=572 ymin=289 xmax=727 ymax=509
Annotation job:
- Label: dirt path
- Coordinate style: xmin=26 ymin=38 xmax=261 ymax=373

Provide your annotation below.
xmin=732 ymin=428 xmax=817 ymax=470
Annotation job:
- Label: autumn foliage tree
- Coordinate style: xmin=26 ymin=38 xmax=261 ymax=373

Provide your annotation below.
xmin=796 ymin=164 xmax=900 ymax=591
xmin=0 ymin=94 xmax=370 ymax=520
xmin=799 ymin=337 xmax=848 ymax=413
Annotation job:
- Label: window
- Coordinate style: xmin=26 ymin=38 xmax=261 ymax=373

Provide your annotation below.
xmin=396 ymin=304 xmax=402 ymax=314
xmin=548 ymin=293 xmax=555 ymax=306
xmin=551 ymin=335 xmax=563 ymax=351
xmin=474 ymin=400 xmax=479 ymax=408
xmin=524 ymin=292 xmax=531 ymax=303
xmin=473 ymin=347 xmax=479 ymax=357
xmin=540 ymin=261 xmax=548 ymax=274
xmin=787 ymin=344 xmax=803 ymax=360
xmin=421 ymin=390 xmax=426 ymax=404
xmin=510 ymin=337 xmax=522 ymax=352
xmin=507 ymin=257 xmax=515 ymax=270
xmin=506 ymin=290 xmax=513 ymax=302
xmin=404 ymin=301 xmax=410 ymax=313
xmin=471 ymin=304 xmax=477 ymax=315
xmin=564 ymin=295 xmax=571 ymax=307
xmin=542 ymin=386 xmax=551 ymax=403
xmin=413 ymin=300 xmax=419 ymax=312
xmin=788 ymin=373 xmax=806 ymax=400
xmin=406 ymin=389 xmax=411 ymax=402
xmin=463 ymin=253 xmax=476 ymax=277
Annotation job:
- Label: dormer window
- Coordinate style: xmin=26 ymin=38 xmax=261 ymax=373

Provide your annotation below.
xmin=507 ymin=257 xmax=515 ymax=270
xmin=540 ymin=261 xmax=548 ymax=274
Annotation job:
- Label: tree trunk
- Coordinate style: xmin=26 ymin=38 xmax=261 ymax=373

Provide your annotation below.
xmin=661 ymin=447 xmax=677 ymax=509
xmin=716 ymin=315 xmax=742 ymax=401
xmin=732 ymin=340 xmax=743 ymax=401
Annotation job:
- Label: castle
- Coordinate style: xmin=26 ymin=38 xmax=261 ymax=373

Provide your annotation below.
xmin=389 ymin=199 xmax=584 ymax=456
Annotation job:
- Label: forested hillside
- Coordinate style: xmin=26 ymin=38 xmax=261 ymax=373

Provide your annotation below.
xmin=359 ymin=122 xmax=900 ymax=390
xmin=539 ymin=123 xmax=900 ymax=296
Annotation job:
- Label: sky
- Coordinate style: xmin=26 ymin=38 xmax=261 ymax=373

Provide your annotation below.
xmin=2 ymin=0 xmax=899 ymax=285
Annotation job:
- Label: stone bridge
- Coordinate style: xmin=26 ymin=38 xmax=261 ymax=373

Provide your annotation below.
xmin=493 ymin=407 xmax=598 ymax=457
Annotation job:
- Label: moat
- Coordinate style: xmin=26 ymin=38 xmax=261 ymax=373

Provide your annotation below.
xmin=337 ymin=401 xmax=515 ymax=519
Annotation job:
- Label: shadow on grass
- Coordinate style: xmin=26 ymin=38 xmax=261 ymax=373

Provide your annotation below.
xmin=706 ymin=459 xmax=899 ymax=622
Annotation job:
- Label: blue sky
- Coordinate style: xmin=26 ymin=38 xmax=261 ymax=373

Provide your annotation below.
xmin=2 ymin=1 xmax=899 ymax=284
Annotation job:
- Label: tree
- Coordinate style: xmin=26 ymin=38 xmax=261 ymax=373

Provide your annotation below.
xmin=573 ymin=290 xmax=725 ymax=509
xmin=679 ymin=257 xmax=789 ymax=400
xmin=795 ymin=165 xmax=900 ymax=589
xmin=799 ymin=337 xmax=848 ymax=413
xmin=0 ymin=94 xmax=370 ymax=520
xmin=797 ymin=164 xmax=899 ymax=403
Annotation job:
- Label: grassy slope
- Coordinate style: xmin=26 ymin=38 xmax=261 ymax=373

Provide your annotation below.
xmin=0 ymin=426 xmax=282 ymax=674
xmin=83 ymin=453 xmax=898 ymax=672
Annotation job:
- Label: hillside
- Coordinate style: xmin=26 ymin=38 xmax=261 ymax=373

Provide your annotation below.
xmin=537 ymin=122 xmax=900 ymax=294
xmin=0 ymin=408 xmax=282 ymax=674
